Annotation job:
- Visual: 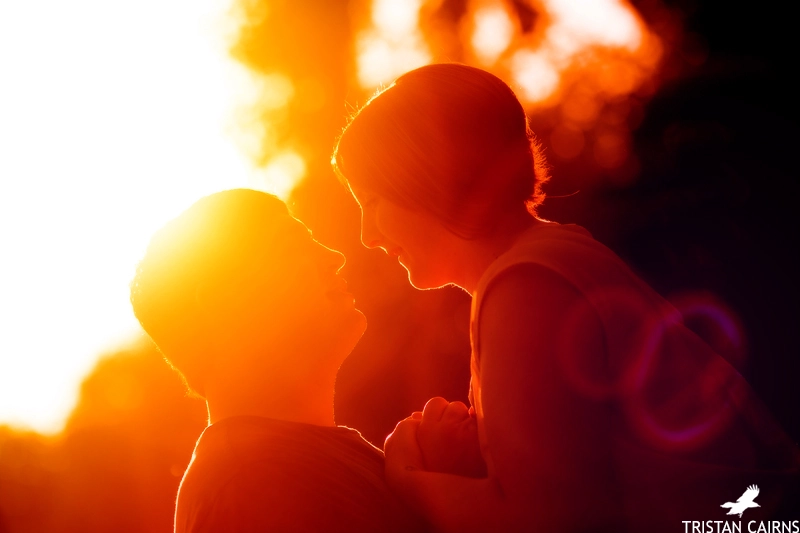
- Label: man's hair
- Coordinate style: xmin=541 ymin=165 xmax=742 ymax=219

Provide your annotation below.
xmin=130 ymin=189 xmax=290 ymax=397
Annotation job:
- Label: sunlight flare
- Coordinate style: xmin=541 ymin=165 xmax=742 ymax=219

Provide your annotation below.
xmin=470 ymin=2 xmax=515 ymax=66
xmin=252 ymin=151 xmax=308 ymax=200
xmin=0 ymin=0 xmax=257 ymax=433
xmin=357 ymin=0 xmax=431 ymax=88
xmin=356 ymin=0 xmax=662 ymax=120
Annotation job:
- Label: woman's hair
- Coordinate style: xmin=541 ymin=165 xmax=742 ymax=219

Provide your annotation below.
xmin=332 ymin=63 xmax=549 ymax=239
xmin=130 ymin=189 xmax=290 ymax=396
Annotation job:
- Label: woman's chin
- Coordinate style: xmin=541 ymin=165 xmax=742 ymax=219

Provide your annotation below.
xmin=353 ymin=308 xmax=367 ymax=338
xmin=406 ymin=269 xmax=451 ymax=291
xmin=399 ymin=256 xmax=451 ymax=290
xmin=347 ymin=307 xmax=367 ymax=340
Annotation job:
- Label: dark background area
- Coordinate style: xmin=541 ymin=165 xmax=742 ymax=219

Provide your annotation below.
xmin=1 ymin=1 xmax=797 ymax=532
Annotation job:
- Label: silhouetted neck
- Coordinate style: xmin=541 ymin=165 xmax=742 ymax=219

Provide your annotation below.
xmin=204 ymin=358 xmax=338 ymax=428
xmin=454 ymin=214 xmax=549 ymax=294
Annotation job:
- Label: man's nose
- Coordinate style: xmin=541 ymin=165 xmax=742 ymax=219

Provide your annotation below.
xmin=324 ymin=246 xmax=346 ymax=274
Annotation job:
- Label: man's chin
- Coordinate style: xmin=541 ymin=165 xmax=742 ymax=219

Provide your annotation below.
xmin=346 ymin=310 xmax=367 ymax=350
xmin=325 ymin=309 xmax=367 ymax=359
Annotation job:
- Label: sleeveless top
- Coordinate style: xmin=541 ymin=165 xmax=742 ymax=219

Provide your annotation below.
xmin=468 ymin=222 xmax=799 ymax=529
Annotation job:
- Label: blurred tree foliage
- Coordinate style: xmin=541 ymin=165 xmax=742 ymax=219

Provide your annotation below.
xmin=230 ymin=0 xmax=475 ymax=445
xmin=0 ymin=340 xmax=206 ymax=533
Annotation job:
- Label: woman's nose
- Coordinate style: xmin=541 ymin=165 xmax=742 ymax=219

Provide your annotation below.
xmin=360 ymin=209 xmax=382 ymax=249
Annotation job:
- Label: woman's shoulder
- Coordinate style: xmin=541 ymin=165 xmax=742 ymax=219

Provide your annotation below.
xmin=475 ymin=221 xmax=617 ymax=301
xmin=471 ymin=219 xmax=673 ymax=347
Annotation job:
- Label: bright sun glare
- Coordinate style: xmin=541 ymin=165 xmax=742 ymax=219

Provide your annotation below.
xmin=356 ymin=0 xmax=431 ymax=88
xmin=0 ymin=0 xmax=660 ymax=435
xmin=357 ymin=0 xmax=658 ymax=109
xmin=0 ymin=0 xmax=288 ymax=434
xmin=355 ymin=0 xmax=661 ymax=176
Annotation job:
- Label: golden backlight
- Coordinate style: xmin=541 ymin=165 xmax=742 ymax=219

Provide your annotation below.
xmin=1 ymin=0 xmax=667 ymax=435
xmin=358 ymin=0 xmax=659 ymax=104
xmin=471 ymin=3 xmax=515 ymax=66
xmin=356 ymin=0 xmax=432 ymax=88
xmin=356 ymin=0 xmax=664 ymax=174
xmin=0 ymin=0 xmax=294 ymax=434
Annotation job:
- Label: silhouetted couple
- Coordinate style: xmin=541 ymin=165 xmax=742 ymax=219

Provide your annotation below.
xmin=132 ymin=64 xmax=799 ymax=533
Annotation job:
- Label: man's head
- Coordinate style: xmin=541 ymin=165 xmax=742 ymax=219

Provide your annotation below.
xmin=130 ymin=189 xmax=365 ymax=397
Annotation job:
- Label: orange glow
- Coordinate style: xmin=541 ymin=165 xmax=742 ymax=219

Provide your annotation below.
xmin=0 ymin=0 xmax=254 ymax=434
xmin=550 ymin=124 xmax=585 ymax=159
xmin=223 ymin=0 xmax=344 ymax=202
xmin=354 ymin=0 xmax=666 ymax=171
xmin=593 ymin=131 xmax=628 ymax=169
xmin=470 ymin=2 xmax=515 ymax=66
xmin=561 ymin=88 xmax=601 ymax=125
xmin=6 ymin=1 xmax=792 ymax=532
xmin=511 ymin=49 xmax=562 ymax=103
xmin=229 ymin=69 xmax=307 ymax=199
xmin=357 ymin=0 xmax=660 ymax=103
xmin=504 ymin=0 xmax=651 ymax=106
xmin=253 ymin=151 xmax=308 ymax=200
xmin=356 ymin=0 xmax=431 ymax=88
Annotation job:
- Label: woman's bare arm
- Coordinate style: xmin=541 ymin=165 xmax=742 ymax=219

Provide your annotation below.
xmin=477 ymin=263 xmax=618 ymax=529
xmin=385 ymin=263 xmax=618 ymax=532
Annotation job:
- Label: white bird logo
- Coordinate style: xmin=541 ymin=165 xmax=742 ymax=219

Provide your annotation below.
xmin=721 ymin=485 xmax=761 ymax=517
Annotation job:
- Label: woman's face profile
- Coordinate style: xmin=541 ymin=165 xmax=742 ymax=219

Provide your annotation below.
xmin=350 ymin=186 xmax=456 ymax=290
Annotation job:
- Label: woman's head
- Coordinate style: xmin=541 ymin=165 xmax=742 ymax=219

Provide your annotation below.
xmin=332 ymin=63 xmax=549 ymax=240
xmin=130 ymin=189 xmax=365 ymax=397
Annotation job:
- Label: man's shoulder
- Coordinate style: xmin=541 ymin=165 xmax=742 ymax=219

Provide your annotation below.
xmin=176 ymin=458 xmax=321 ymax=533
xmin=174 ymin=417 xmax=417 ymax=533
xmin=178 ymin=417 xmax=382 ymax=503
xmin=176 ymin=447 xmax=413 ymax=533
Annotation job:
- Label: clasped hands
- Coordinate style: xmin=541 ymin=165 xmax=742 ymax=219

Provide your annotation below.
xmin=385 ymin=397 xmax=487 ymax=480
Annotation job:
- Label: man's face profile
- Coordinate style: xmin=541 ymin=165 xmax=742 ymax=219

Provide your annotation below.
xmin=205 ymin=211 xmax=366 ymax=367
